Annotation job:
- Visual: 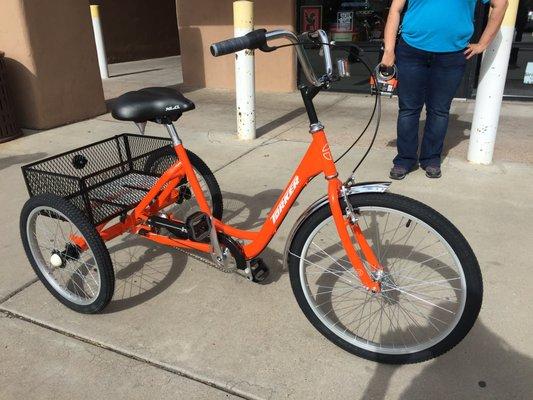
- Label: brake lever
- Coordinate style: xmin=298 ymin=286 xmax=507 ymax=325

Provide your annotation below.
xmin=259 ymin=43 xmax=277 ymax=53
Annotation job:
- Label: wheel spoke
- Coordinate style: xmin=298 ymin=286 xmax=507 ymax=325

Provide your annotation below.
xmin=296 ymin=202 xmax=469 ymax=357
xmin=310 ymin=242 xmax=359 ymax=280
xmin=26 ymin=204 xmax=102 ymax=305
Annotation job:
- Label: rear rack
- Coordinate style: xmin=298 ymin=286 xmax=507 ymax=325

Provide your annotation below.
xmin=22 ymin=134 xmax=173 ymax=225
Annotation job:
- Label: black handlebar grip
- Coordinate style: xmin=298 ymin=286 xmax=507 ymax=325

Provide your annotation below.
xmin=210 ymin=29 xmax=267 ymax=57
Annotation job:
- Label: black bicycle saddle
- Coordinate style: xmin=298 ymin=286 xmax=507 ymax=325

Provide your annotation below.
xmin=111 ymin=87 xmax=195 ymax=123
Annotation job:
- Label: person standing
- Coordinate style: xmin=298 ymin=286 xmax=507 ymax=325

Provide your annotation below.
xmin=382 ymin=0 xmax=508 ymax=179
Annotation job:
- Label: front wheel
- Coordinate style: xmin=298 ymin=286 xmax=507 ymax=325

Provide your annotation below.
xmin=287 ymin=192 xmax=482 ymax=364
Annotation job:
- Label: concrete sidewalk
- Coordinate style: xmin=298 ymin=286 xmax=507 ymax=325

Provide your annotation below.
xmin=1 ymin=59 xmax=532 ymax=399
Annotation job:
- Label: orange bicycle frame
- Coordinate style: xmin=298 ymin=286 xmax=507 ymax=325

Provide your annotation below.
xmin=81 ymin=125 xmax=382 ymax=292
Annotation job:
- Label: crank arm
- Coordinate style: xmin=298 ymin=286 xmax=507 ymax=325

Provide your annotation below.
xmin=209 ymin=216 xmax=227 ymax=268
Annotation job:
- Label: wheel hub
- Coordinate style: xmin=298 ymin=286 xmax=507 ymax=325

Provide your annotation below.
xmin=379 ymin=273 xmax=400 ymax=304
xmin=49 ymin=243 xmax=80 ymax=269
xmin=50 ymin=252 xmax=64 ymax=268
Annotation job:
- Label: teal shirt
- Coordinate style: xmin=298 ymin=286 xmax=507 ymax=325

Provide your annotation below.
xmin=401 ymin=0 xmax=490 ymax=52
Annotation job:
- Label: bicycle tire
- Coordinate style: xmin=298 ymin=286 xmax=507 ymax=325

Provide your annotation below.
xmin=144 ymin=147 xmax=223 ymax=220
xmin=20 ymin=193 xmax=115 ymax=313
xmin=287 ymin=192 xmax=482 ymax=364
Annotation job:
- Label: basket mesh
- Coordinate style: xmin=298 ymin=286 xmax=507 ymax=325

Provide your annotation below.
xmin=22 ymin=134 xmax=173 ymax=225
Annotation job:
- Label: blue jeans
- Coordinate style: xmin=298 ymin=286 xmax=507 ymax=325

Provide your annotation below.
xmin=394 ymin=38 xmax=466 ymax=169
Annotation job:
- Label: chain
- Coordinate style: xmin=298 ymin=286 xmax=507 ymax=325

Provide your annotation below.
xmin=173 ymin=246 xmax=238 ymax=273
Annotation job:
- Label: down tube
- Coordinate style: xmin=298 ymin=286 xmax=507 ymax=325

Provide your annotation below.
xmin=242 ymin=143 xmax=325 ymax=259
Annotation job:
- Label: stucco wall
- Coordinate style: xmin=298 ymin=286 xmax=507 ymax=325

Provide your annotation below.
xmin=176 ymin=0 xmax=297 ymax=92
xmin=0 ymin=0 xmax=106 ymax=129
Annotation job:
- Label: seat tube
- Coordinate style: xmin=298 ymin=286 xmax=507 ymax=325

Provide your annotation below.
xmin=165 ymin=123 xmax=212 ymax=215
xmin=165 ymin=123 xmax=182 ymax=146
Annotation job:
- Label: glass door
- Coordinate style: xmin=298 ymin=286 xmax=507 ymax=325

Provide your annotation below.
xmin=297 ymin=0 xmax=391 ymax=92
xmin=296 ymin=0 xmax=487 ymax=98
xmin=504 ymin=0 xmax=533 ymax=98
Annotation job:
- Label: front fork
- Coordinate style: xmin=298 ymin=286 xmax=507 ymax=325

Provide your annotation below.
xmin=328 ymin=179 xmax=381 ymax=292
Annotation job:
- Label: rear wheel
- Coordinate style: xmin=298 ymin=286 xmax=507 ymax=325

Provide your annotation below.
xmin=287 ymin=192 xmax=482 ymax=364
xmin=144 ymin=147 xmax=223 ymax=220
xmin=20 ymin=194 xmax=114 ymax=313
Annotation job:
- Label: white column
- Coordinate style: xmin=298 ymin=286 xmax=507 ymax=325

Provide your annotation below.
xmin=234 ymin=1 xmax=256 ymax=140
xmin=467 ymin=0 xmax=519 ymax=164
xmin=90 ymin=5 xmax=109 ymax=80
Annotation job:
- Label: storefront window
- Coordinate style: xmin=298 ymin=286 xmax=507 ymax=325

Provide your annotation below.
xmin=297 ymin=0 xmax=533 ymax=99
xmin=298 ymin=0 xmax=391 ymax=92
xmin=505 ymin=0 xmax=533 ymax=98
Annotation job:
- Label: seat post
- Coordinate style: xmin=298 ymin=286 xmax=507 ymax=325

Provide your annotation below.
xmin=165 ymin=123 xmax=182 ymax=146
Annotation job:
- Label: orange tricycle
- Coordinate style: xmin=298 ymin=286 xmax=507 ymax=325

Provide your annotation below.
xmin=20 ymin=29 xmax=482 ymax=364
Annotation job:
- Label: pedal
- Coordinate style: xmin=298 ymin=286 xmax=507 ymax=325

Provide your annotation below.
xmin=245 ymin=258 xmax=270 ymax=283
xmin=186 ymin=211 xmax=211 ymax=242
xmin=148 ymin=212 xmax=212 ymax=243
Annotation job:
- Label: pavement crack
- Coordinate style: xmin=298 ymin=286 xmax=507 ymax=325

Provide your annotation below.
xmin=0 ymin=309 xmax=259 ymax=400
xmin=213 ymin=145 xmax=264 ymax=174
xmin=0 ymin=278 xmax=39 ymax=305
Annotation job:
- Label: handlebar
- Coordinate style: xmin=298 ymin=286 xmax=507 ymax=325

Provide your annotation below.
xmin=210 ymin=29 xmax=268 ymax=57
xmin=210 ymin=29 xmax=333 ymax=87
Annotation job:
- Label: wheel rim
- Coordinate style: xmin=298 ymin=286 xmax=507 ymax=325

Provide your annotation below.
xmin=26 ymin=206 xmax=102 ymax=305
xmin=175 ymin=168 xmax=213 ymax=219
xmin=297 ymin=206 xmax=467 ymax=355
xmin=149 ymin=156 xmax=214 ymax=219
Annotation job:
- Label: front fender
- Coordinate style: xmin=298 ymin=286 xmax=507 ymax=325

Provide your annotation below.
xmin=283 ymin=181 xmax=391 ymax=265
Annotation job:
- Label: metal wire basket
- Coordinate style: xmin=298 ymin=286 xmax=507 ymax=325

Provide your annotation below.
xmin=22 ymin=134 xmax=173 ymax=225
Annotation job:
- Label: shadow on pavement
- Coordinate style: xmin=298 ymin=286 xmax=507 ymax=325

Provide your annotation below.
xmin=386 ymin=114 xmax=471 ymax=160
xmin=256 ymin=107 xmax=306 ymax=138
xmin=102 ymin=188 xmax=292 ymax=312
xmin=104 ymin=235 xmax=188 ymax=313
xmin=109 ymin=68 xmax=162 ymax=78
xmin=222 ymin=188 xmax=296 ymax=284
xmin=0 ymin=152 xmax=48 ymax=171
xmin=361 ymin=319 xmax=533 ymax=400
xmin=222 ymin=188 xmax=289 ymax=230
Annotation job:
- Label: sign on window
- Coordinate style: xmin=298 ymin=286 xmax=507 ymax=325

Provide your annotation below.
xmin=337 ymin=11 xmax=354 ymax=33
xmin=524 ymin=62 xmax=533 ymax=85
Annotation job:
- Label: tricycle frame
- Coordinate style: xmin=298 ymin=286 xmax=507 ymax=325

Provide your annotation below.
xmin=85 ymin=121 xmax=383 ymax=292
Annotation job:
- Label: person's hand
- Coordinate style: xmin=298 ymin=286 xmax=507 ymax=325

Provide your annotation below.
xmin=464 ymin=43 xmax=488 ymax=60
xmin=381 ymin=50 xmax=395 ymax=67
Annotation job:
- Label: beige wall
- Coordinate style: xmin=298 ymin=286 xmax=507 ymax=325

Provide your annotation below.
xmin=0 ymin=0 xmax=106 ymax=129
xmin=177 ymin=0 xmax=297 ymax=92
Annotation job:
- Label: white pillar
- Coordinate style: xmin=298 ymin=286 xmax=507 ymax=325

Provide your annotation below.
xmin=90 ymin=5 xmax=109 ymax=80
xmin=234 ymin=1 xmax=256 ymax=140
xmin=467 ymin=0 xmax=519 ymax=164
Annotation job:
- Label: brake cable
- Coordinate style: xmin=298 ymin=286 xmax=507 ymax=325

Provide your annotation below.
xmin=342 ymin=57 xmax=381 ymax=178
xmin=263 ymin=42 xmax=382 ymax=181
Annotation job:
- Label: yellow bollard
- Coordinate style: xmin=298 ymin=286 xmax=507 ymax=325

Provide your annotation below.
xmin=234 ymin=1 xmax=256 ymax=140
xmin=90 ymin=5 xmax=109 ymax=79
xmin=468 ymin=0 xmax=519 ymax=164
